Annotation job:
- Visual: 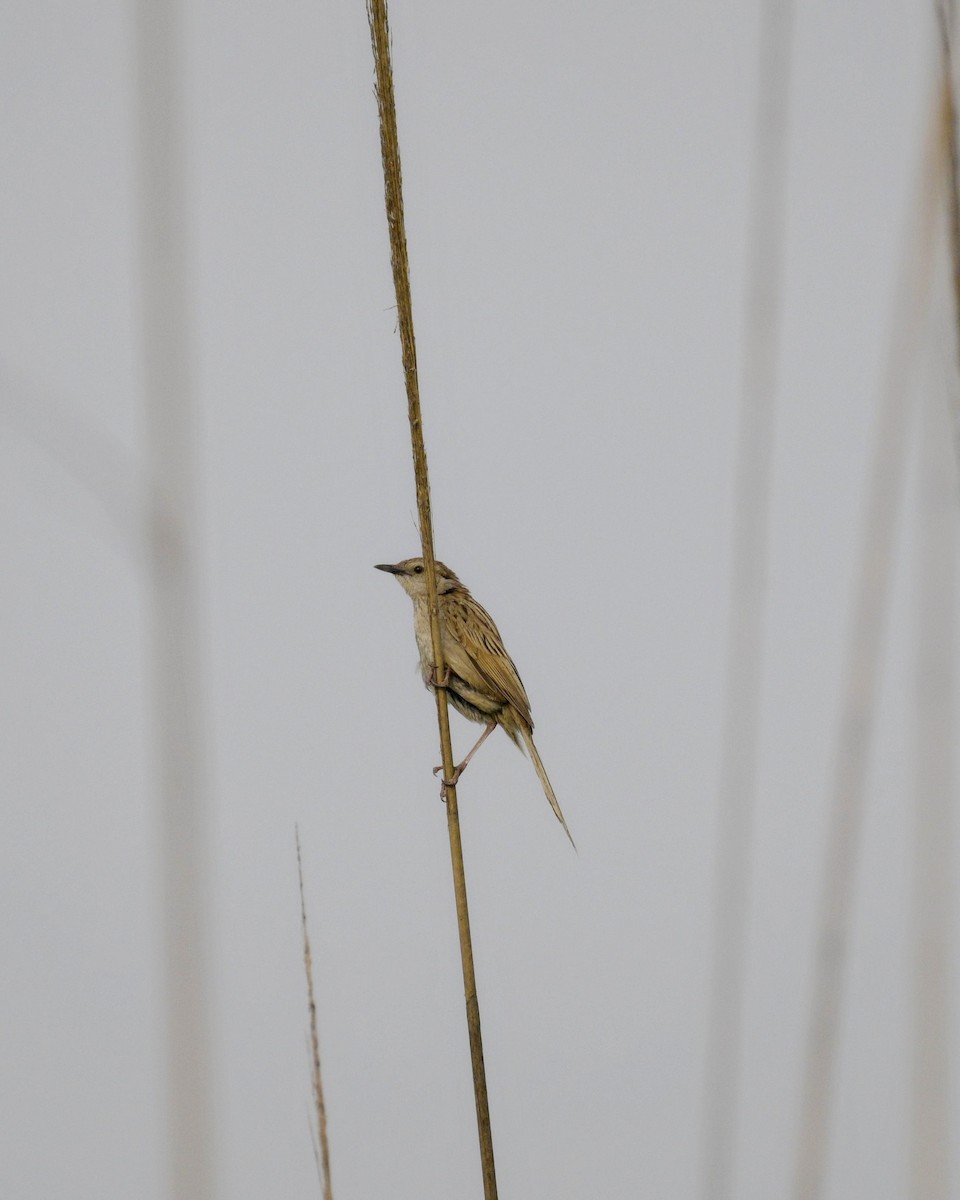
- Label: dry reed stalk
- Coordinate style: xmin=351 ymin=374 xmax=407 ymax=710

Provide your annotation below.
xmin=700 ymin=5 xmax=793 ymax=1198
xmin=365 ymin=2 xmax=498 ymax=1196
xmin=297 ymin=830 xmax=334 ymax=1200
xmin=792 ymin=85 xmax=945 ymax=1200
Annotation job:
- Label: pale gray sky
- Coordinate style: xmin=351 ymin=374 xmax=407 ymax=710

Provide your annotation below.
xmin=1 ymin=3 xmax=956 ymax=1199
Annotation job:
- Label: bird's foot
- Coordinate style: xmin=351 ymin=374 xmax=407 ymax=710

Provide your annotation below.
xmin=426 ymin=665 xmax=451 ymax=690
xmin=433 ymin=762 xmax=464 ymax=785
xmin=433 ymin=760 xmax=464 ymax=800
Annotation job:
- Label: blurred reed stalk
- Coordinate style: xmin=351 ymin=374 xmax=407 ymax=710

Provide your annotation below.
xmin=134 ymin=2 xmax=215 ymax=1196
xmin=0 ymin=367 xmax=143 ymax=557
xmin=910 ymin=13 xmax=960 ymax=1196
xmin=792 ymin=83 xmax=946 ymax=1200
xmin=297 ymin=830 xmax=334 ymax=1200
xmin=910 ymin=373 xmax=956 ymax=1200
xmin=365 ymin=2 xmax=498 ymax=1196
xmin=700 ymin=5 xmax=793 ymax=1199
xmin=937 ymin=0 xmax=960 ymax=473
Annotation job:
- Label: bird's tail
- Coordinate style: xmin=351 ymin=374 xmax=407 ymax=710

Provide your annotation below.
xmin=519 ymin=726 xmax=577 ymax=851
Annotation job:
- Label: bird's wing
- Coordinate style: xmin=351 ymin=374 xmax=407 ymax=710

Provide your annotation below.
xmin=442 ymin=593 xmax=533 ymax=727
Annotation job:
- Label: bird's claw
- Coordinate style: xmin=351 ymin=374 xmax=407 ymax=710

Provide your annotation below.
xmin=426 ymin=665 xmax=451 ymax=690
xmin=433 ymin=762 xmax=463 ymax=785
xmin=433 ymin=761 xmax=463 ymax=800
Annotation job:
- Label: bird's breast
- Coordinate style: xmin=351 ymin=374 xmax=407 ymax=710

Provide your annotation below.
xmin=411 ymin=599 xmax=436 ymax=680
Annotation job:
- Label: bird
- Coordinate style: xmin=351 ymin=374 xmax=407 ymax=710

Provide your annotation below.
xmin=375 ymin=557 xmax=575 ymax=848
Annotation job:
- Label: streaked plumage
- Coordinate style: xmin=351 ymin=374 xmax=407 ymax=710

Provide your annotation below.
xmin=375 ymin=557 xmax=575 ymax=848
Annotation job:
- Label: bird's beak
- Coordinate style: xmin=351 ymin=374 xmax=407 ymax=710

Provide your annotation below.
xmin=374 ymin=563 xmax=404 ymax=575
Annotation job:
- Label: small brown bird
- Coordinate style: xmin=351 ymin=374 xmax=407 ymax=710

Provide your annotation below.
xmin=376 ymin=557 xmax=575 ymax=848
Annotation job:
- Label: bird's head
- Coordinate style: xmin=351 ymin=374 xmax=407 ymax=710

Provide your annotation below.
xmin=375 ymin=557 xmax=463 ymax=599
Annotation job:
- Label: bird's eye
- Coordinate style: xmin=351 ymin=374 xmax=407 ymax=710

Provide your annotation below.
xmin=414 ymin=565 xmax=424 ymax=574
